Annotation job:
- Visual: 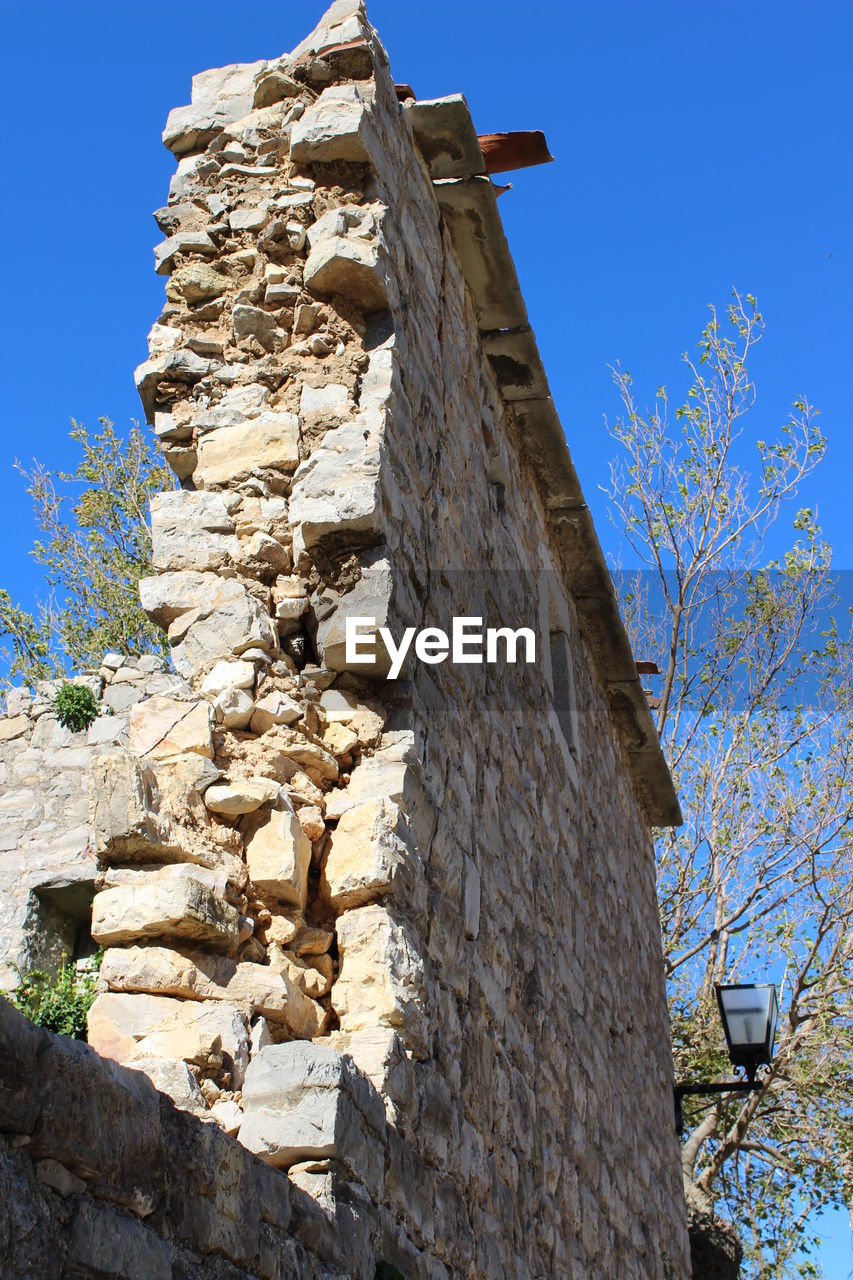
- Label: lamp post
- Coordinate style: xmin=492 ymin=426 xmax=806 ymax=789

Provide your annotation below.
xmin=674 ymin=982 xmax=779 ymax=1137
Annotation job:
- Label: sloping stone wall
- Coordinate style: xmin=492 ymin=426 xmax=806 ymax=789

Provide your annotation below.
xmin=0 ymin=2 xmax=691 ymax=1277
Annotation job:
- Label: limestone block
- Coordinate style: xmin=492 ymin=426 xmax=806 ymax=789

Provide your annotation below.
xmin=91 ymin=877 xmax=240 ymax=950
xmin=191 ymin=382 xmax=269 ymax=431
xmin=128 ymin=696 xmax=213 ymax=761
xmin=130 ymin=1054 xmax=206 ymax=1113
xmin=322 ymin=797 xmax=413 ymax=911
xmin=289 ymin=416 xmax=383 ymax=557
xmin=290 ymin=84 xmax=376 ymax=165
xmin=204 ymin=777 xmax=278 ymax=816
xmin=191 ymin=60 xmax=267 ymax=106
xmin=210 ymin=1099 xmax=243 ymax=1135
xmin=237 ymin=531 xmax=291 ymax=577
xmin=168 ymin=588 xmax=278 ymax=677
xmin=162 ymin=95 xmax=253 ymax=155
xmin=244 ymin=801 xmax=311 ymax=908
xmin=134 ymin=348 xmax=212 ymax=421
xmin=87 ymin=991 xmax=250 ymax=1087
xmin=333 ymin=904 xmax=429 ymax=1057
xmin=214 ymin=686 xmax=255 ymax=728
xmin=232 ymin=303 xmax=279 ymax=351
xmin=299 ymin=381 xmax=349 ymax=415
xmin=167 ymin=262 xmax=231 ymax=306
xmin=304 ymin=234 xmax=388 ymax=312
xmin=313 ymin=551 xmax=393 ymax=675
xmin=0 ymin=714 xmax=29 ymax=741
xmin=201 ymin=658 xmax=255 ymax=697
xmin=194 ymin=412 xmax=300 ymax=489
xmin=100 ymin=945 xmax=324 ymax=1040
xmin=327 ymin=1027 xmax=417 ymax=1129
xmin=153 ymin=230 xmax=217 ymax=275
xmin=90 ymin=750 xmax=177 ymax=859
xmin=323 ymin=721 xmax=358 ymax=758
xmin=150 ymin=490 xmax=239 ymax=573
xmin=250 ymin=691 xmax=301 ymax=733
xmin=281 ymin=740 xmax=339 ymax=781
xmin=239 ymin=1041 xmax=385 ymax=1189
xmin=270 ymin=948 xmax=332 ymax=999
xmin=140 ymin=570 xmax=243 ymax=628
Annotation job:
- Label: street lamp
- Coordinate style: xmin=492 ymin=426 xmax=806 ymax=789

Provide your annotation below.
xmin=674 ymin=982 xmax=779 ymax=1136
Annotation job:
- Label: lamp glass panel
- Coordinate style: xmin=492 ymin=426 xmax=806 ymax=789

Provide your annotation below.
xmin=719 ymin=985 xmax=772 ymax=1049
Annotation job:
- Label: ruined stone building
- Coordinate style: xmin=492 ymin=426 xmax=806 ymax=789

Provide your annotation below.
xmin=0 ymin=3 xmax=691 ymax=1276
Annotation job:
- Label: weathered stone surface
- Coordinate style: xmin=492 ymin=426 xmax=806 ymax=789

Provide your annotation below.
xmin=100 ymin=945 xmax=324 ymax=1039
xmin=333 ymin=904 xmax=429 ymax=1058
xmin=214 ymin=685 xmax=255 ymax=728
xmin=290 ymin=83 xmax=376 ymax=164
xmin=154 ymin=230 xmax=217 ymax=274
xmin=204 ymin=777 xmax=278 ymax=815
xmin=91 ymin=877 xmax=240 ymax=949
xmin=128 ymin=696 xmax=213 ymax=760
xmin=194 ymin=412 xmax=300 ymax=488
xmin=201 ymin=658 xmax=255 ymax=696
xmin=87 ymin=991 xmax=250 ymax=1087
xmin=90 ymin=750 xmax=177 ymax=859
xmin=314 ymin=551 xmax=393 ymax=675
xmin=289 ymin=421 xmax=383 ymax=559
xmin=130 ymin=1053 xmax=206 ymax=1113
xmin=244 ymin=801 xmax=312 ymax=908
xmin=250 ymin=690 xmax=301 ymax=732
xmin=322 ymin=797 xmax=410 ymax=910
xmin=168 ymin=583 xmax=278 ymax=677
xmin=239 ymin=1041 xmax=385 ymax=1188
xmin=150 ymin=490 xmax=239 ymax=572
xmin=304 ymin=233 xmax=388 ymax=312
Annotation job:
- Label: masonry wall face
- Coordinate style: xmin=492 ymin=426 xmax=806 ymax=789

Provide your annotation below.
xmin=0 ymin=2 xmax=690 ymax=1277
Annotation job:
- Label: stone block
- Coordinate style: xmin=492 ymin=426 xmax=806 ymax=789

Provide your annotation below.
xmin=290 ymin=84 xmax=376 ymax=165
xmin=250 ymin=691 xmax=301 ymax=732
xmin=244 ymin=802 xmax=312 ymax=909
xmin=90 ymin=750 xmax=177 ymax=860
xmin=194 ymin=412 xmax=300 ymax=488
xmin=87 ymin=991 xmax=250 ymax=1088
xmin=127 ymin=696 xmax=213 ymax=761
xmin=334 ymin=904 xmax=429 ymax=1058
xmin=313 ymin=550 xmax=393 ymax=676
xmin=289 ymin=417 xmax=383 ymax=558
xmin=239 ymin=1041 xmax=385 ymax=1190
xmin=150 ymin=490 xmax=239 ymax=573
xmin=168 ymin=587 xmax=278 ymax=678
xmin=91 ymin=877 xmax=240 ymax=950
xmin=322 ymin=797 xmax=412 ymax=910
xmin=214 ymin=686 xmax=255 ymax=728
xmin=100 ymin=946 xmax=324 ymax=1040
xmin=304 ymin=234 xmax=388 ymax=312
xmin=200 ymin=658 xmax=255 ymax=696
xmin=204 ymin=777 xmax=278 ymax=815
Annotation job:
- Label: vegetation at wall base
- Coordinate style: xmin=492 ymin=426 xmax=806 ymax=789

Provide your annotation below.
xmin=11 ymin=955 xmax=100 ymax=1041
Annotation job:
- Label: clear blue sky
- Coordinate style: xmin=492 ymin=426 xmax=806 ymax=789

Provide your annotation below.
xmin=1 ymin=0 xmax=850 ymax=1270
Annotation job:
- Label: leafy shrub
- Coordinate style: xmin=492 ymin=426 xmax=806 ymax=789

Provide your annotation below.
xmin=11 ymin=956 xmax=99 ymax=1040
xmin=53 ymin=682 xmax=99 ymax=732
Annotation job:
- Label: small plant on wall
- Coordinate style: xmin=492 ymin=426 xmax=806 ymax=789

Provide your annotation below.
xmin=53 ymin=682 xmax=99 ymax=733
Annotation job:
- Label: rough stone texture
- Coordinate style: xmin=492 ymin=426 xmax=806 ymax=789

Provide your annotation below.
xmin=0 ymin=662 xmax=183 ymax=991
xmin=0 ymin=998 xmax=318 ymax=1277
xmin=0 ymin=3 xmax=692 ymax=1276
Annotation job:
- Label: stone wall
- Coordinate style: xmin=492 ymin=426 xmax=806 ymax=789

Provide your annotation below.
xmin=0 ymin=656 xmax=184 ymax=990
xmin=0 ymin=2 xmax=691 ymax=1276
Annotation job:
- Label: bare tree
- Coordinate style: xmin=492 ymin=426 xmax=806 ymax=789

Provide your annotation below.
xmin=606 ymin=293 xmax=853 ymax=1278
